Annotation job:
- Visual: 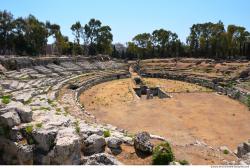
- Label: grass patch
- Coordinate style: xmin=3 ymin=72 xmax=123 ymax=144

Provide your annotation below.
xmin=39 ymin=98 xmax=46 ymax=101
xmin=47 ymin=99 xmax=54 ymax=104
xmin=39 ymin=107 xmax=51 ymax=111
xmin=223 ymin=149 xmax=229 ymax=155
xmin=178 ymin=160 xmax=189 ymax=165
xmin=24 ymin=98 xmax=32 ymax=105
xmin=103 ymin=130 xmax=111 ymax=137
xmin=56 ymin=108 xmax=61 ymax=112
xmin=74 ymin=120 xmax=80 ymax=134
xmin=152 ymin=141 xmax=174 ymax=165
xmin=63 ymin=107 xmax=70 ymax=116
xmin=246 ymin=95 xmax=250 ymax=109
xmin=35 ymin=123 xmax=43 ymax=128
xmin=1 ymin=95 xmax=11 ymax=104
xmin=25 ymin=125 xmax=33 ymax=134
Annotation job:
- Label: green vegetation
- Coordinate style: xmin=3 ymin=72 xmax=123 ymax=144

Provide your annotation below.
xmin=1 ymin=10 xmax=249 ymax=59
xmin=24 ymin=98 xmax=32 ymax=105
xmin=1 ymin=95 xmax=11 ymax=104
xmin=25 ymin=125 xmax=33 ymax=134
xmin=223 ymin=149 xmax=229 ymax=155
xmin=178 ymin=160 xmax=189 ymax=165
xmin=74 ymin=120 xmax=80 ymax=134
xmin=35 ymin=123 xmax=43 ymax=128
xmin=39 ymin=107 xmax=51 ymax=111
xmin=152 ymin=142 xmax=174 ymax=165
xmin=47 ymin=99 xmax=54 ymax=105
xmin=103 ymin=130 xmax=111 ymax=137
xmin=246 ymin=95 xmax=250 ymax=109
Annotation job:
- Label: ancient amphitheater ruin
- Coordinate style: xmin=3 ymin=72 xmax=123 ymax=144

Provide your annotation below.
xmin=0 ymin=56 xmax=250 ymax=165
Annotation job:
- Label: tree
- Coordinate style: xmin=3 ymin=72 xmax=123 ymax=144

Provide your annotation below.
xmin=24 ymin=15 xmax=48 ymax=56
xmin=12 ymin=17 xmax=27 ymax=55
xmin=96 ymin=25 xmax=113 ymax=54
xmin=83 ymin=18 xmax=113 ymax=55
xmin=132 ymin=33 xmax=152 ymax=59
xmin=0 ymin=10 xmax=15 ymax=54
xmin=71 ymin=21 xmax=83 ymax=55
xmin=71 ymin=21 xmax=82 ymax=45
xmin=83 ymin=19 xmax=101 ymax=55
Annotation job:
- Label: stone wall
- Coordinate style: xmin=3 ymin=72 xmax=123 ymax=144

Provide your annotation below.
xmin=141 ymin=72 xmax=250 ymax=106
xmin=75 ymin=73 xmax=130 ymax=110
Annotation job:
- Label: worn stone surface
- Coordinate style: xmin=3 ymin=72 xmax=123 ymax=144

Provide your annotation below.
xmin=83 ymin=134 xmax=106 ymax=155
xmin=32 ymin=128 xmax=57 ymax=152
xmin=6 ymin=101 xmax=33 ymax=123
xmin=106 ymin=137 xmax=122 ymax=149
xmin=0 ymin=109 xmax=21 ymax=127
xmin=134 ymin=132 xmax=153 ymax=154
xmin=17 ymin=144 xmax=33 ymax=165
xmin=83 ymin=153 xmax=122 ymax=165
xmin=49 ymin=128 xmax=81 ymax=165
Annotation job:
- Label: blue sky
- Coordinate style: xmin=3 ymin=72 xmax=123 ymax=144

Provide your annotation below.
xmin=1 ymin=0 xmax=250 ymax=44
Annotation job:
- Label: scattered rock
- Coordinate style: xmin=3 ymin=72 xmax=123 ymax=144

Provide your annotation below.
xmin=32 ymin=128 xmax=57 ymax=152
xmin=83 ymin=153 xmax=122 ymax=165
xmin=49 ymin=128 xmax=81 ymax=165
xmin=134 ymin=132 xmax=153 ymax=154
xmin=17 ymin=144 xmax=33 ymax=165
xmin=4 ymin=101 xmax=33 ymax=123
xmin=33 ymin=153 xmax=50 ymax=165
xmin=0 ymin=109 xmax=21 ymax=127
xmin=106 ymin=137 xmax=122 ymax=155
xmin=106 ymin=137 xmax=122 ymax=149
xmin=83 ymin=134 xmax=106 ymax=156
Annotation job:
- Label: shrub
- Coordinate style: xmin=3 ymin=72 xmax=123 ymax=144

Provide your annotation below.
xmin=246 ymin=95 xmax=250 ymax=109
xmin=152 ymin=142 xmax=174 ymax=165
xmin=35 ymin=123 xmax=43 ymax=128
xmin=1 ymin=95 xmax=11 ymax=104
xmin=74 ymin=120 xmax=80 ymax=134
xmin=103 ymin=130 xmax=111 ymax=137
xmin=179 ymin=159 xmax=189 ymax=165
xmin=47 ymin=99 xmax=54 ymax=104
xmin=223 ymin=149 xmax=229 ymax=155
xmin=25 ymin=125 xmax=33 ymax=134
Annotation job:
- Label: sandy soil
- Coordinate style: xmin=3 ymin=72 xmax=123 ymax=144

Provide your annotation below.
xmin=80 ymin=78 xmax=250 ymax=164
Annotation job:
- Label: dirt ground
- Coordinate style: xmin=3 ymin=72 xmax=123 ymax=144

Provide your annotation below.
xmin=80 ymin=78 xmax=250 ymax=164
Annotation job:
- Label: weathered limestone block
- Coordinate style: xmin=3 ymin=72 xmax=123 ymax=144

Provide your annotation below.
xmin=6 ymin=101 xmax=33 ymax=123
xmin=0 ymin=138 xmax=19 ymax=164
xmin=83 ymin=134 xmax=106 ymax=155
xmin=33 ymin=153 xmax=50 ymax=165
xmin=243 ymin=140 xmax=250 ymax=152
xmin=32 ymin=128 xmax=58 ymax=152
xmin=14 ymin=91 xmax=33 ymax=103
xmin=0 ymin=109 xmax=21 ymax=127
xmin=9 ymin=127 xmax=23 ymax=142
xmin=237 ymin=143 xmax=248 ymax=158
xmin=134 ymin=132 xmax=153 ymax=154
xmin=17 ymin=144 xmax=33 ymax=165
xmin=84 ymin=153 xmax=122 ymax=165
xmin=79 ymin=123 xmax=103 ymax=136
xmin=49 ymin=128 xmax=81 ymax=165
xmin=106 ymin=137 xmax=122 ymax=149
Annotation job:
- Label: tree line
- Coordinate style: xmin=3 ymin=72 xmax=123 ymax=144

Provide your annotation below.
xmin=1 ymin=10 xmax=250 ymax=59
xmin=125 ymin=21 xmax=250 ymax=60
xmin=0 ymin=10 xmax=112 ymax=56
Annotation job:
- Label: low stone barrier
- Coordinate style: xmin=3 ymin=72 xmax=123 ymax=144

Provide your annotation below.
xmin=75 ymin=73 xmax=130 ymax=110
xmin=141 ymin=72 xmax=250 ymax=107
